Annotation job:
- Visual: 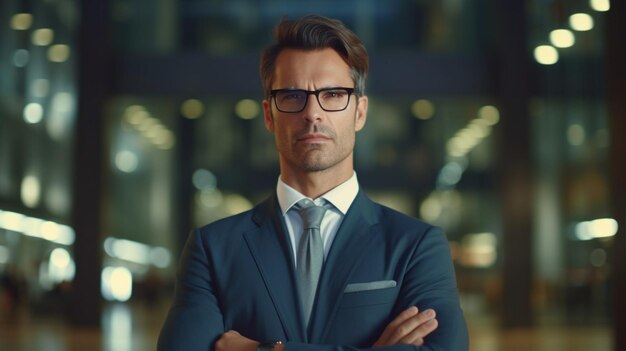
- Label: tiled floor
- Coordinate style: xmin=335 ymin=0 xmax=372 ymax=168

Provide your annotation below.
xmin=0 ymin=302 xmax=613 ymax=351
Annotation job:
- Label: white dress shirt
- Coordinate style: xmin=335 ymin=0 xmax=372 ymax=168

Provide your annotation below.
xmin=276 ymin=172 xmax=360 ymax=266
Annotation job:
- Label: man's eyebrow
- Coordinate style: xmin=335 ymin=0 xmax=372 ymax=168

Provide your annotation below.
xmin=319 ymin=86 xmax=347 ymax=90
xmin=284 ymin=86 xmax=348 ymax=90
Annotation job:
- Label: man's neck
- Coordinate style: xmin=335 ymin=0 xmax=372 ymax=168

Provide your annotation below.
xmin=280 ymin=168 xmax=353 ymax=199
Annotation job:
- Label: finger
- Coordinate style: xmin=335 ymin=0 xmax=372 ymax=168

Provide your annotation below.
xmin=386 ymin=306 xmax=419 ymax=330
xmin=400 ymin=318 xmax=439 ymax=345
xmin=386 ymin=309 xmax=436 ymax=345
xmin=376 ymin=307 xmax=419 ymax=345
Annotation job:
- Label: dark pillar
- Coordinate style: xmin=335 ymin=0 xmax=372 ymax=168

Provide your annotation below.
xmin=176 ymin=110 xmax=195 ymax=255
xmin=606 ymin=3 xmax=626 ymax=350
xmin=494 ymin=0 xmax=533 ymax=327
xmin=69 ymin=0 xmax=112 ymax=326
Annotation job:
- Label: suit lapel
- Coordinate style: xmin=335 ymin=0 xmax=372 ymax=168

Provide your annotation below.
xmin=243 ymin=196 xmax=307 ymax=342
xmin=308 ymin=191 xmax=381 ymax=342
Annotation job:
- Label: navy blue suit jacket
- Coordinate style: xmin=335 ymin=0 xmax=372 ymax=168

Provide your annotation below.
xmin=158 ymin=191 xmax=468 ymax=350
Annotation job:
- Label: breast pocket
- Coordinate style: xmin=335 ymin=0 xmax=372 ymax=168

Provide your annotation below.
xmin=339 ymin=285 xmax=399 ymax=309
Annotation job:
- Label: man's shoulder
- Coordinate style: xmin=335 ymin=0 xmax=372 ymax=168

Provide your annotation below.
xmin=195 ymin=196 xmax=274 ymax=236
xmin=198 ymin=209 xmax=254 ymax=231
xmin=366 ymin=201 xmax=449 ymax=257
xmin=358 ymin=201 xmax=445 ymax=243
xmin=368 ymin=199 xmax=439 ymax=236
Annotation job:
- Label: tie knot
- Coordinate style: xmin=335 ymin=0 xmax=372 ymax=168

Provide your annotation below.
xmin=295 ymin=198 xmax=327 ymax=230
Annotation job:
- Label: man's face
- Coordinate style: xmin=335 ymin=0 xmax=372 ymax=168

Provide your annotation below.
xmin=263 ymin=48 xmax=368 ymax=179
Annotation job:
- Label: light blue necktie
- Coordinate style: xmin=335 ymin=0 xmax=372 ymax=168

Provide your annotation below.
xmin=294 ymin=198 xmax=327 ymax=325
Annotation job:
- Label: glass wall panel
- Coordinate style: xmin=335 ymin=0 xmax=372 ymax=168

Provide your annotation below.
xmin=101 ymin=97 xmax=179 ymax=292
xmin=0 ymin=0 xmax=78 ymax=318
xmin=532 ymin=98 xmax=611 ymax=326
xmin=529 ymin=0 xmax=611 ymax=328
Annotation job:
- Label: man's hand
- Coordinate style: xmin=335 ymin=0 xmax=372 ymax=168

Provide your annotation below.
xmin=372 ymin=307 xmax=438 ymax=348
xmin=215 ymin=331 xmax=285 ymax=351
xmin=215 ymin=330 xmax=260 ymax=351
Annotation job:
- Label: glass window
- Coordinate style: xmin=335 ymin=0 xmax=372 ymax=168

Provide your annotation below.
xmin=0 ymin=0 xmax=79 ymax=311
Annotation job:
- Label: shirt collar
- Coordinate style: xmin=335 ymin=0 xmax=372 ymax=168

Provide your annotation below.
xmin=276 ymin=172 xmax=359 ymax=215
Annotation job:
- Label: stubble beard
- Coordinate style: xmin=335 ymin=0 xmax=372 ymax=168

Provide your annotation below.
xmin=281 ymin=126 xmax=351 ymax=173
xmin=289 ymin=138 xmax=353 ymax=174
xmin=299 ymin=145 xmax=334 ymax=172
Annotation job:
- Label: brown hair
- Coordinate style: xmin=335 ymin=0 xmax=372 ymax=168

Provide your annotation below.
xmin=260 ymin=15 xmax=369 ymax=98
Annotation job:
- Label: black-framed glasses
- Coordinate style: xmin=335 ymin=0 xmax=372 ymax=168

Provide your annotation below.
xmin=270 ymin=87 xmax=355 ymax=113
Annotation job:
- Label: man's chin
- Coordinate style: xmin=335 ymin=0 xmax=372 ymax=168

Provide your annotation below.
xmin=301 ymin=161 xmax=330 ymax=173
xmin=297 ymin=150 xmax=352 ymax=173
xmin=297 ymin=154 xmax=334 ymax=172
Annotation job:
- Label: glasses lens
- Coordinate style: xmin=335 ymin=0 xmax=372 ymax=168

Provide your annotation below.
xmin=275 ymin=90 xmax=307 ymax=112
xmin=318 ymin=89 xmax=351 ymax=111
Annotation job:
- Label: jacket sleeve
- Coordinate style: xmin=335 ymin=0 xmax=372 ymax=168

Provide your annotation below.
xmin=391 ymin=225 xmax=468 ymax=350
xmin=158 ymin=229 xmax=225 ymax=351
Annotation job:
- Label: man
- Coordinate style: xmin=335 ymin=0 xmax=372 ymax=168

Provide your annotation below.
xmin=158 ymin=15 xmax=468 ymax=351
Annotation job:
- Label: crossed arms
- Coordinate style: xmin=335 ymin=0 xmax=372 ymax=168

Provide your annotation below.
xmin=215 ymin=306 xmax=439 ymax=351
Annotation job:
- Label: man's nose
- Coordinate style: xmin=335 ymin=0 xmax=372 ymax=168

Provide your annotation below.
xmin=302 ymin=93 xmax=324 ymax=122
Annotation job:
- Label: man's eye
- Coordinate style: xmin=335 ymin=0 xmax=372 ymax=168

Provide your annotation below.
xmin=322 ymin=91 xmax=345 ymax=99
xmin=282 ymin=93 xmax=303 ymax=100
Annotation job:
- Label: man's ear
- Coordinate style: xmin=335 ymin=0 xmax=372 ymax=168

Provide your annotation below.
xmin=354 ymin=95 xmax=368 ymax=132
xmin=263 ymin=99 xmax=274 ymax=132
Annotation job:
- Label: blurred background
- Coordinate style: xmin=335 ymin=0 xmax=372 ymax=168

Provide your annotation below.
xmin=1 ymin=0 xmax=625 ymax=350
